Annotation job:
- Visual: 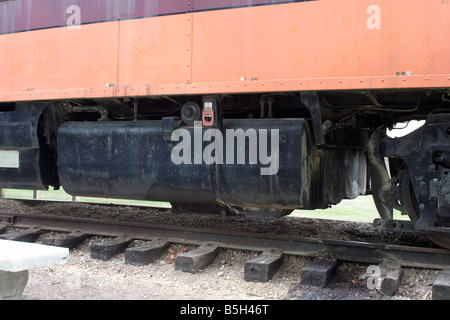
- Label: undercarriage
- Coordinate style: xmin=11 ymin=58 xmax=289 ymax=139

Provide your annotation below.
xmin=0 ymin=88 xmax=449 ymax=248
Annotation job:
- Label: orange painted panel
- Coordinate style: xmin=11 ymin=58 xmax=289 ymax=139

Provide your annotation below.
xmin=191 ymin=0 xmax=450 ymax=85
xmin=118 ymin=14 xmax=189 ymax=86
xmin=0 ymin=0 xmax=448 ymax=103
xmin=0 ymin=21 xmax=120 ymax=94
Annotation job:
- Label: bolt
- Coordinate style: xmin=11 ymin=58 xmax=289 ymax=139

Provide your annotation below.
xmin=419 ymin=203 xmax=425 ymax=210
xmin=442 ymin=188 xmax=449 ymax=195
xmin=322 ymin=120 xmax=333 ymax=131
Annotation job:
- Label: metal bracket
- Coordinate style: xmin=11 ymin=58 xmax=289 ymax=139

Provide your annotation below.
xmin=374 ymin=218 xmax=418 ymax=233
xmin=300 ymin=92 xmax=325 ymax=145
xmin=374 ymin=218 xmax=450 ymax=234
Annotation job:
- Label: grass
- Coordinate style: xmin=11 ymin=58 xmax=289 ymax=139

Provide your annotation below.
xmin=291 ymin=196 xmax=408 ymax=223
xmin=1 ymin=188 xmax=409 ymax=223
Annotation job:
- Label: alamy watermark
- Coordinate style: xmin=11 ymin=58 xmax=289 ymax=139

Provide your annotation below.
xmin=366 ymin=265 xmax=382 ymax=290
xmin=170 ymin=122 xmax=280 ymax=176
xmin=66 ymin=5 xmax=81 ymax=30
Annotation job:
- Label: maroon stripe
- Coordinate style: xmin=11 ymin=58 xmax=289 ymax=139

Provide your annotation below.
xmin=192 ymin=0 xmax=306 ymax=11
xmin=0 ymin=0 xmax=313 ymax=35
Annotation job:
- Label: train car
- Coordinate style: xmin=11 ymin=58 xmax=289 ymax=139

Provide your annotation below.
xmin=0 ymin=0 xmax=449 ymax=248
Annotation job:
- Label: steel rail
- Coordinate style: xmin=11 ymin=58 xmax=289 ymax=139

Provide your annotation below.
xmin=1 ymin=212 xmax=449 ymax=269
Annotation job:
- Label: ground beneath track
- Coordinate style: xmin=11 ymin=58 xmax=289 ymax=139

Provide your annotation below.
xmin=0 ymin=199 xmax=442 ymax=300
xmin=21 ymin=241 xmax=440 ymax=301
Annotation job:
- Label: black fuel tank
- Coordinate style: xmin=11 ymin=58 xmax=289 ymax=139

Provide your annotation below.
xmin=57 ymin=119 xmax=319 ymax=215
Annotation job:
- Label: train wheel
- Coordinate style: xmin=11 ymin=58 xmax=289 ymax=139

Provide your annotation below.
xmin=401 ymin=170 xmax=450 ymax=250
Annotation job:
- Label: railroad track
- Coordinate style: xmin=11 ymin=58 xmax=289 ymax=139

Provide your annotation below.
xmin=0 ymin=210 xmax=449 ymax=295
